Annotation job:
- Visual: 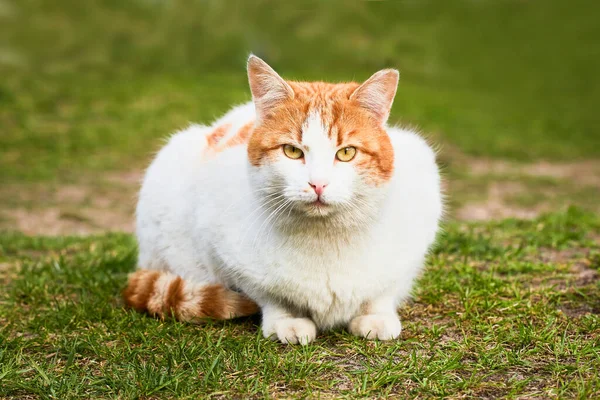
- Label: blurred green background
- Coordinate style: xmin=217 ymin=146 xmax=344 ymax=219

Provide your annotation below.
xmin=0 ymin=0 xmax=599 ymax=232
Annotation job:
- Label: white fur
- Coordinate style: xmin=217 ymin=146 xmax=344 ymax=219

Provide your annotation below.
xmin=136 ymin=101 xmax=443 ymax=344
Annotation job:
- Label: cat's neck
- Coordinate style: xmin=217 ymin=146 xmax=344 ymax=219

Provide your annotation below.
xmin=267 ymin=204 xmax=379 ymax=248
xmin=245 ymin=185 xmax=388 ymax=249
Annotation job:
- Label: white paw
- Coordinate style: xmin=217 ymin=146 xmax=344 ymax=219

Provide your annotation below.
xmin=263 ymin=317 xmax=317 ymax=345
xmin=348 ymin=314 xmax=402 ymax=340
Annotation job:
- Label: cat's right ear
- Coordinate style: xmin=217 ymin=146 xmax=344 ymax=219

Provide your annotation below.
xmin=247 ymin=55 xmax=294 ymax=121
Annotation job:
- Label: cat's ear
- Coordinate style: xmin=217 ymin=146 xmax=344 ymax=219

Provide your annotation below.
xmin=247 ymin=55 xmax=294 ymax=121
xmin=350 ymin=69 xmax=399 ymax=125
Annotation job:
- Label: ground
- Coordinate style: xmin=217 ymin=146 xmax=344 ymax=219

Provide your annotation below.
xmin=1 ymin=0 xmax=599 ymax=398
xmin=1 ymin=209 xmax=599 ymax=398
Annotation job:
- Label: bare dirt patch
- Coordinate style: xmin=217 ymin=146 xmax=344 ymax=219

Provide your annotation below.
xmin=0 ymin=171 xmax=142 ymax=235
xmin=526 ymin=248 xmax=600 ymax=310
xmin=454 ymin=158 xmax=600 ymax=221
xmin=468 ymin=159 xmax=600 ymax=186
xmin=455 ymin=181 xmax=550 ymax=221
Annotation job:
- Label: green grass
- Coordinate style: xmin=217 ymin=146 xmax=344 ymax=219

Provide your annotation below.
xmin=1 ymin=208 xmax=599 ymax=398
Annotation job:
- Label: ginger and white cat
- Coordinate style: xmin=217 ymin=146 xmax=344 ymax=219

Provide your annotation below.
xmin=124 ymin=55 xmax=443 ymax=345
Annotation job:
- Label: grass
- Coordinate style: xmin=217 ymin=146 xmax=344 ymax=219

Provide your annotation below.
xmin=1 ymin=0 xmax=599 ymax=397
xmin=1 ymin=207 xmax=599 ymax=398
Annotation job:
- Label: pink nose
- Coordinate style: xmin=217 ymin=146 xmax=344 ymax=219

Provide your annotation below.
xmin=309 ymin=182 xmax=328 ymax=196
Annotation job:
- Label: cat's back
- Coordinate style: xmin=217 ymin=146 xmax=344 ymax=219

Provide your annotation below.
xmin=155 ymin=102 xmax=255 ymax=167
xmin=136 ymin=103 xmax=257 ymax=272
xmin=139 ymin=102 xmax=255 ymax=199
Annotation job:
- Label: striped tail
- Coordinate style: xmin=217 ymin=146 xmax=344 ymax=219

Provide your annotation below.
xmin=123 ymin=269 xmax=259 ymax=321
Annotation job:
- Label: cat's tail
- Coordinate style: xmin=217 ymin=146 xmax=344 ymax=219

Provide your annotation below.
xmin=123 ymin=269 xmax=260 ymax=321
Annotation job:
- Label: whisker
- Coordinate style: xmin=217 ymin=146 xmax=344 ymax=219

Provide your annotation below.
xmin=265 ymin=200 xmax=294 ymax=246
xmin=221 ymin=185 xmax=287 ymax=217
xmin=240 ymin=196 xmax=286 ymax=245
xmin=252 ymin=199 xmax=291 ymax=248
xmin=242 ymin=194 xmax=286 ymax=228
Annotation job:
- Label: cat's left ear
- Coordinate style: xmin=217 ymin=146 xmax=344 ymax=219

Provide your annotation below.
xmin=247 ymin=55 xmax=294 ymax=121
xmin=350 ymin=69 xmax=399 ymax=125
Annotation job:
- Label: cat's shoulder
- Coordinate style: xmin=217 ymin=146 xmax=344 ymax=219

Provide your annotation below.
xmin=160 ymin=102 xmax=256 ymax=160
xmin=386 ymin=125 xmax=438 ymax=167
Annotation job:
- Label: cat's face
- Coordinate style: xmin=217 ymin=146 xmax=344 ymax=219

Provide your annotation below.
xmin=246 ymin=56 xmax=398 ymax=220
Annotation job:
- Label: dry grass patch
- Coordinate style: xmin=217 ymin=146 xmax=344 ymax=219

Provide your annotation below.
xmin=0 ymin=172 xmax=141 ymax=235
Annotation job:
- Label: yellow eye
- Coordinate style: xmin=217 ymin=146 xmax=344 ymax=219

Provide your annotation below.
xmin=336 ymin=146 xmax=357 ymax=162
xmin=283 ymin=144 xmax=304 ymax=159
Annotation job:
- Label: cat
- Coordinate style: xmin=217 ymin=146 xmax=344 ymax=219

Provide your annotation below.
xmin=124 ymin=55 xmax=443 ymax=345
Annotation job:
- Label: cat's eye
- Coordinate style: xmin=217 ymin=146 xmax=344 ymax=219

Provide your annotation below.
xmin=336 ymin=146 xmax=357 ymax=162
xmin=283 ymin=144 xmax=304 ymax=159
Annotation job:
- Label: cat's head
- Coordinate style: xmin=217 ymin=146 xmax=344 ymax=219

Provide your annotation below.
xmin=246 ymin=55 xmax=398 ymax=223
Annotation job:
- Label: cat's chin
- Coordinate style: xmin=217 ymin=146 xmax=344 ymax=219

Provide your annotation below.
xmin=299 ymin=200 xmax=336 ymax=218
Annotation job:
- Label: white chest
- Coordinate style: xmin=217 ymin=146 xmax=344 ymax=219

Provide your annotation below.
xmin=225 ymin=232 xmax=396 ymax=328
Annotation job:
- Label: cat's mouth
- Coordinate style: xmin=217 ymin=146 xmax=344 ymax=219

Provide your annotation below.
xmin=299 ymin=197 xmax=335 ymax=217
xmin=312 ymin=199 xmax=326 ymax=207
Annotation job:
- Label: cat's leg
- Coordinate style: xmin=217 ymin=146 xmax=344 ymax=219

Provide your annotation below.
xmin=260 ymin=301 xmax=317 ymax=345
xmin=348 ymin=295 xmax=402 ymax=340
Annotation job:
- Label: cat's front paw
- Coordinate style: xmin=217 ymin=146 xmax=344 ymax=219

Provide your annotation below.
xmin=263 ymin=317 xmax=317 ymax=345
xmin=348 ymin=314 xmax=402 ymax=340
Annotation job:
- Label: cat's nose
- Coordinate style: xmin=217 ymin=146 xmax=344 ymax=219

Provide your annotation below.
xmin=308 ymin=181 xmax=328 ymax=196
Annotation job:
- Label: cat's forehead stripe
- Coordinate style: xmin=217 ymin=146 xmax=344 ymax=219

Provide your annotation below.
xmin=301 ymin=112 xmax=334 ymax=148
xmin=291 ymin=82 xmax=355 ymax=141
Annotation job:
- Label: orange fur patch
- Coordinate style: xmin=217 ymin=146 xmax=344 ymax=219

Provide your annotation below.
xmin=164 ymin=276 xmax=184 ymax=317
xmin=123 ymin=270 xmax=161 ymax=312
xmin=199 ymin=284 xmax=260 ymax=319
xmin=224 ymin=122 xmax=254 ymax=149
xmin=123 ymin=269 xmax=259 ymax=321
xmin=204 ymin=122 xmax=256 ymax=158
xmin=206 ymin=124 xmax=232 ymax=148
